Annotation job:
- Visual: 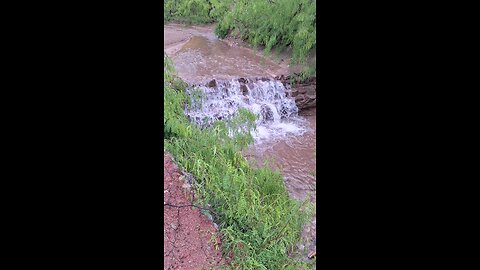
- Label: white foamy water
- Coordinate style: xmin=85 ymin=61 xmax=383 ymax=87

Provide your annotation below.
xmin=184 ymin=78 xmax=307 ymax=143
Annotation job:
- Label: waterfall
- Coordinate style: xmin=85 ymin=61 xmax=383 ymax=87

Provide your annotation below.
xmin=184 ymin=78 xmax=307 ymax=143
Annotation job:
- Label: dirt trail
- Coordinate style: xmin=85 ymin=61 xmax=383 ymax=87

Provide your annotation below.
xmin=164 ymin=152 xmax=225 ymax=270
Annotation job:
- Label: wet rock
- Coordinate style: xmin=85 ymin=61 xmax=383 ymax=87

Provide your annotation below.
xmin=260 ymin=104 xmax=274 ymax=122
xmin=305 ymin=84 xmax=316 ymax=93
xmin=290 ymin=84 xmax=316 ymax=110
xmin=297 ymin=86 xmax=308 ymax=94
xmin=240 ymin=84 xmax=248 ymax=95
xmin=226 ymin=100 xmax=237 ymax=108
xmin=207 ymin=79 xmax=217 ymax=88
xmin=279 ymin=99 xmax=298 ymax=119
xmin=295 ymin=93 xmax=316 ymax=110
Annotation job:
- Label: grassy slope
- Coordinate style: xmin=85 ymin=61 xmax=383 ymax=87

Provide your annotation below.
xmin=164 ymin=54 xmax=314 ymax=269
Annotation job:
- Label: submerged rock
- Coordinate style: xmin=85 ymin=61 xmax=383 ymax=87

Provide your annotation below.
xmin=207 ymin=79 xmax=217 ymax=88
xmin=240 ymin=84 xmax=248 ymax=95
xmin=260 ymin=104 xmax=274 ymax=122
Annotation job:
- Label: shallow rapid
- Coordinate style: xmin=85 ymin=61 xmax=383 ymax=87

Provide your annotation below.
xmin=185 ymin=78 xmax=307 ymax=143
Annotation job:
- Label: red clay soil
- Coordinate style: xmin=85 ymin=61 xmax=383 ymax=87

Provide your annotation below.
xmin=164 ymin=151 xmax=225 ymax=270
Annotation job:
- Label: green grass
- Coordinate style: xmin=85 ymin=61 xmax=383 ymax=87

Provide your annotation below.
xmin=164 ymin=54 xmax=315 ymax=269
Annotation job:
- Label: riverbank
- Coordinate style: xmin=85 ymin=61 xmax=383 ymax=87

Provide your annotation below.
xmin=164 ymin=151 xmax=225 ymax=269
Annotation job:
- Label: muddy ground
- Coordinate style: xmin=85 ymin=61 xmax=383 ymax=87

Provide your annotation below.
xmin=164 ymin=152 xmax=225 ymax=270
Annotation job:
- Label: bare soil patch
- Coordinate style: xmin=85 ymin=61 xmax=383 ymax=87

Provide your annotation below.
xmin=164 ymin=151 xmax=225 ymax=270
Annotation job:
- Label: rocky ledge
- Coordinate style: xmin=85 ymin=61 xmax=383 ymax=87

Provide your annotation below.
xmin=275 ymin=75 xmax=316 ymax=110
xmin=199 ymin=75 xmax=316 ymax=111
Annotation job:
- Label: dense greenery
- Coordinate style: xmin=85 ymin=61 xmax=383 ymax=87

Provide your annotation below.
xmin=164 ymin=0 xmax=316 ymax=79
xmin=164 ymin=54 xmax=314 ymax=269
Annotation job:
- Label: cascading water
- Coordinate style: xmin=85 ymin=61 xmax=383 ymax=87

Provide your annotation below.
xmin=184 ymin=78 xmax=308 ymax=143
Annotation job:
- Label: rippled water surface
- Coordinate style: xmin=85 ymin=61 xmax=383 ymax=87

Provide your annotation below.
xmin=244 ymin=107 xmax=316 ymax=258
xmin=165 ymin=24 xmax=288 ymax=83
xmin=244 ymin=107 xmax=316 ymax=202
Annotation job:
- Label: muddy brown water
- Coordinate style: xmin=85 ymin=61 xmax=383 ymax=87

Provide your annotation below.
xmin=164 ymin=23 xmax=316 ymax=260
xmin=244 ymin=108 xmax=316 ymax=200
xmin=164 ymin=23 xmax=288 ymax=84
xmin=243 ymin=107 xmax=316 ymax=258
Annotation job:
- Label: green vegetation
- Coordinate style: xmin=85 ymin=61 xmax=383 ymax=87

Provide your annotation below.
xmin=164 ymin=0 xmax=316 ymax=80
xmin=164 ymin=54 xmax=315 ymax=269
xmin=164 ymin=0 xmax=214 ymax=24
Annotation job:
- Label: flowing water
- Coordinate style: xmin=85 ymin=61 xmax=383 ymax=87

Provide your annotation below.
xmin=244 ymin=107 xmax=316 ymax=260
xmin=164 ymin=23 xmax=288 ymax=84
xmin=165 ymin=23 xmax=316 ymax=261
xmin=185 ymin=78 xmax=306 ymax=142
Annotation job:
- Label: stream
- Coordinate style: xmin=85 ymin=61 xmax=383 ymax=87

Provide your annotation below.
xmin=164 ymin=23 xmax=316 ymax=261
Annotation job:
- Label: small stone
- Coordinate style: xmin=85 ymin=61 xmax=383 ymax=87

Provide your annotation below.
xmin=207 ymin=79 xmax=217 ymax=88
xmin=240 ymin=84 xmax=248 ymax=95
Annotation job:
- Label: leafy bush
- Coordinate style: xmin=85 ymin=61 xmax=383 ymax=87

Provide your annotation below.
xmin=216 ymin=0 xmax=316 ymax=68
xmin=164 ymin=54 xmax=315 ymax=269
xmin=164 ymin=0 xmax=214 ymax=24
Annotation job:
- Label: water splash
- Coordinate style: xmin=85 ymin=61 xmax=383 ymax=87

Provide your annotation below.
xmin=184 ymin=78 xmax=307 ymax=143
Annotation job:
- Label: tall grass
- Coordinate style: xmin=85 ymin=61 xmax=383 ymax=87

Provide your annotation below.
xmin=164 ymin=54 xmax=315 ymax=269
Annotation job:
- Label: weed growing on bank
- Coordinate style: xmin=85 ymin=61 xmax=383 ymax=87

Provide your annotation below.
xmin=164 ymin=0 xmax=316 ymax=80
xmin=164 ymin=54 xmax=315 ymax=269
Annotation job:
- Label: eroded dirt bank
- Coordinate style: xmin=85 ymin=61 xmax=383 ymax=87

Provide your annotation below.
xmin=164 ymin=152 xmax=225 ymax=269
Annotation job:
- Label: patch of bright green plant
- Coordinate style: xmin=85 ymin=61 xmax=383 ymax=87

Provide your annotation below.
xmin=164 ymin=54 xmax=315 ymax=269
